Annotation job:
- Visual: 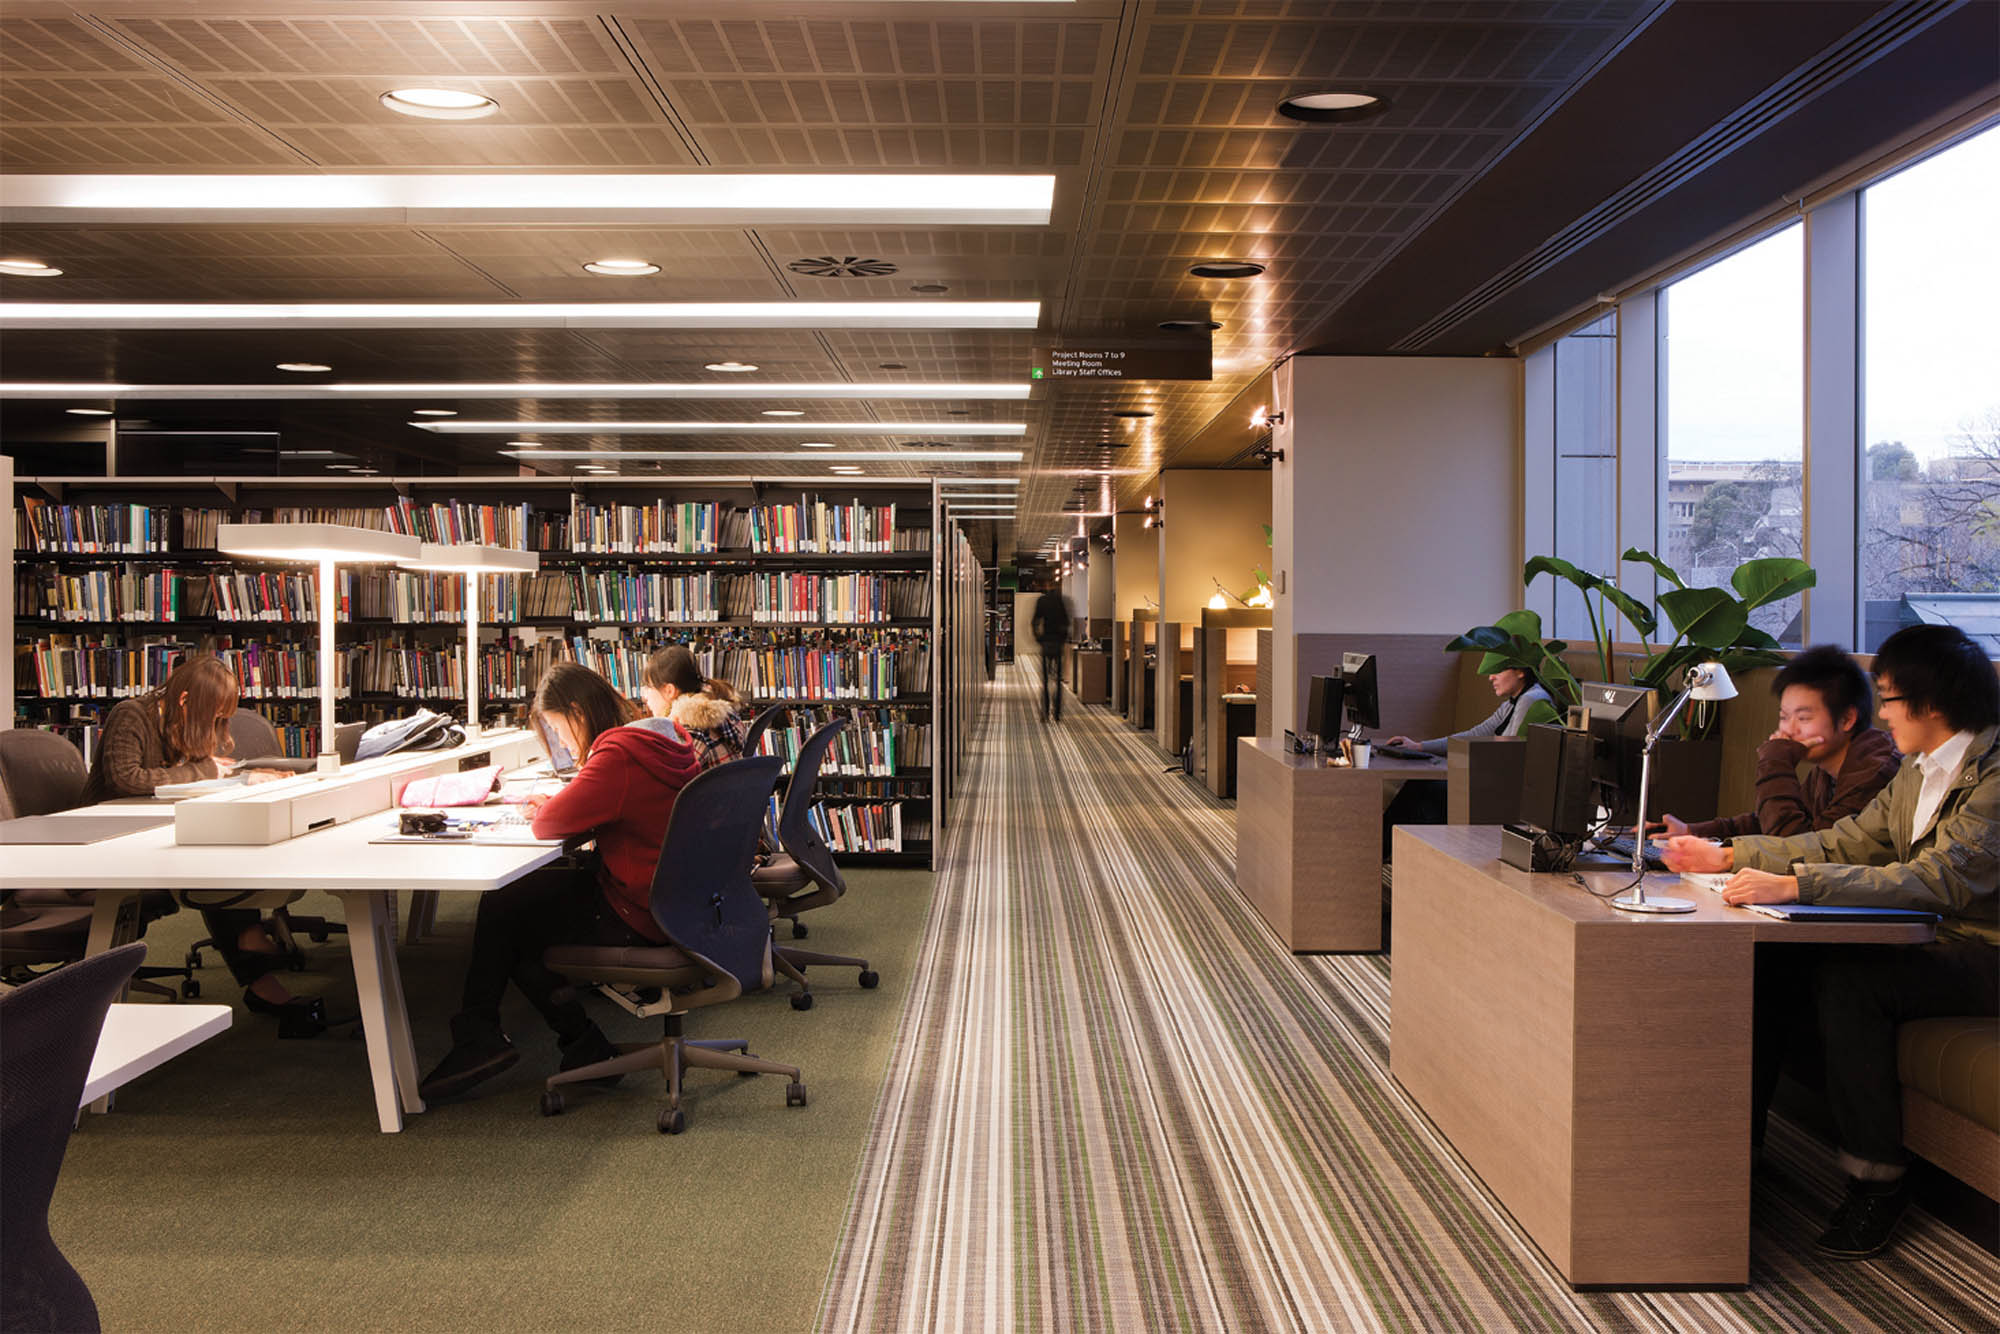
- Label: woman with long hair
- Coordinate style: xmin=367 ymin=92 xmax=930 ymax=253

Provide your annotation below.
xmin=419 ymin=661 xmax=702 ymax=1102
xmin=82 ymin=654 xmax=327 ymax=1035
xmin=640 ymin=644 xmax=748 ymax=768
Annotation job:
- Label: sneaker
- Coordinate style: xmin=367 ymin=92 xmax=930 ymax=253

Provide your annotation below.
xmin=558 ymin=1025 xmax=625 ymax=1087
xmin=1814 ymin=1176 xmax=1911 ymax=1260
xmin=418 ymin=1015 xmax=518 ymax=1102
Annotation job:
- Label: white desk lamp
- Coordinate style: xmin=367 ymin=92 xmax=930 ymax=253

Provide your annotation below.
xmin=1613 ymin=660 xmax=1738 ymax=914
xmin=397 ymin=543 xmax=540 ymax=739
xmin=217 ymin=523 xmax=422 ymax=771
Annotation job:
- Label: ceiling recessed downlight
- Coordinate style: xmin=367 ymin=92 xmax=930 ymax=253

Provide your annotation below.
xmin=1188 ymin=260 xmax=1266 ymax=279
xmin=761 ymin=408 xmax=806 ymax=417
xmin=878 ymin=362 xmax=908 ymax=371
xmin=584 ymin=259 xmax=660 ymax=276
xmin=705 ymin=361 xmax=758 ymax=373
xmin=276 ymin=362 xmax=331 ymax=373
xmin=64 ymin=407 xmax=113 ymax=416
xmin=0 ymin=259 xmax=62 ymax=277
xmin=412 ymin=408 xmax=457 ymax=417
xmin=1276 ymin=91 xmax=1389 ymax=124
xmin=380 ymin=88 xmax=498 ymax=120
xmin=909 ymin=283 xmax=950 ymax=294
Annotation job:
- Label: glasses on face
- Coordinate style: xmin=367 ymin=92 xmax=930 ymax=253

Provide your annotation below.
xmin=1877 ymin=694 xmax=1908 ymax=706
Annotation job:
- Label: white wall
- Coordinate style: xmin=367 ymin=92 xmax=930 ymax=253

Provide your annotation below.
xmin=1088 ymin=542 xmax=1114 ymax=622
xmin=1113 ymin=512 xmax=1158 ymax=619
xmin=1158 ymin=469 xmax=1272 ymax=625
xmin=1271 ymin=356 xmax=1521 ymax=732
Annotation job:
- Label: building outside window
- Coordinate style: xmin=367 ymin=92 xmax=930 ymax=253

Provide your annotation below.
xmin=1859 ymin=123 xmax=2000 ymax=652
xmin=1660 ymin=223 xmax=1805 ymax=645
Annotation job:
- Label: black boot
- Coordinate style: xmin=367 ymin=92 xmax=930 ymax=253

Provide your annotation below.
xmin=1814 ymin=1175 xmax=1911 ymax=1260
xmin=558 ymin=1024 xmax=624 ymax=1087
xmin=419 ymin=1014 xmax=519 ymax=1102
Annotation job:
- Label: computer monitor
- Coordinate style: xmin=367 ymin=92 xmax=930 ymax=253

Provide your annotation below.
xmin=1339 ymin=652 xmax=1380 ymax=731
xmin=1575 ymin=681 xmax=1650 ymax=825
xmin=1516 ymin=723 xmax=1595 ymax=839
xmin=1304 ymin=674 xmax=1345 ymax=744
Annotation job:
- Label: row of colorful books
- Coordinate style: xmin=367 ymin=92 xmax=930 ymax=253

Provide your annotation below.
xmin=803 ymin=800 xmax=927 ymax=854
xmin=750 ymin=709 xmax=932 ymax=776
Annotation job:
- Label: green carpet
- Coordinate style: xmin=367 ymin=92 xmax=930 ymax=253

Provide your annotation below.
xmin=47 ymin=867 xmax=932 ymax=1334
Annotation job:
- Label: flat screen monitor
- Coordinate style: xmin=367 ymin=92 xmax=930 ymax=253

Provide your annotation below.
xmin=1304 ymin=674 xmax=1344 ymax=743
xmin=1516 ymin=723 xmax=1594 ymax=839
xmin=1340 ymin=652 xmax=1380 ymax=731
xmin=1576 ymin=681 xmax=1650 ymax=825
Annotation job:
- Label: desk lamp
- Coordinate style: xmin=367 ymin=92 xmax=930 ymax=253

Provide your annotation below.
xmin=217 ymin=522 xmax=422 ymax=771
xmin=397 ymin=542 xmax=540 ymax=739
xmin=1613 ymin=660 xmax=1738 ymax=914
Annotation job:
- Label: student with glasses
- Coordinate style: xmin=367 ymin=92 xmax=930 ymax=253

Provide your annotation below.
xmin=1663 ymin=624 xmax=1998 ymax=1260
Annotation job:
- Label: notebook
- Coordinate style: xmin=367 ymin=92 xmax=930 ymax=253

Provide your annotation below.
xmin=1742 ymin=903 xmax=1940 ymax=925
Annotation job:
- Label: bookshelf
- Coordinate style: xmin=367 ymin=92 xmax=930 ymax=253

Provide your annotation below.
xmin=12 ymin=475 xmax=944 ymax=867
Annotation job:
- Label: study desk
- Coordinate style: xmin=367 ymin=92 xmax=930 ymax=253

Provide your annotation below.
xmin=83 ymin=1003 xmax=232 ymax=1108
xmin=1389 ymin=824 xmax=1935 ymax=1288
xmin=1233 ymin=736 xmax=1444 ymax=951
xmin=1 ymin=812 xmax=562 ymax=1133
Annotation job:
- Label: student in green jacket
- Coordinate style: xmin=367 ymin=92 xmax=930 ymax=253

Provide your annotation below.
xmin=1664 ymin=623 xmax=1998 ymax=1260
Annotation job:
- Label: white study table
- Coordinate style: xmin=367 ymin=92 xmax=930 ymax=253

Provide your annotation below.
xmin=2 ymin=811 xmax=562 ymax=1132
xmin=83 ymin=1002 xmax=232 ymax=1108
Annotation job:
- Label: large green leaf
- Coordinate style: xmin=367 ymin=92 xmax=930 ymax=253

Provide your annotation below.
xmin=1620 ymin=547 xmax=1686 ymax=589
xmin=1735 ymin=625 xmax=1782 ymax=651
xmin=1444 ymin=625 xmax=1512 ymax=654
xmin=1595 ymin=582 xmax=1658 ymax=639
xmin=1520 ymin=698 xmax=1566 ymax=729
xmin=1659 ymin=587 xmax=1748 ymax=649
xmin=1730 ymin=557 xmax=1816 ymax=610
xmin=1492 ymin=608 xmax=1545 ymax=642
xmin=1524 ymin=555 xmax=1600 ymax=591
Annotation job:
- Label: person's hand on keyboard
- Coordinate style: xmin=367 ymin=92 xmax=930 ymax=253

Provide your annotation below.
xmin=1643 ymin=813 xmax=1690 ymax=842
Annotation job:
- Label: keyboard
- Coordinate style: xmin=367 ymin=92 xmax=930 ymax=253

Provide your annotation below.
xmin=1597 ymin=834 xmax=1667 ymax=871
xmin=1372 ymin=744 xmax=1436 ymax=762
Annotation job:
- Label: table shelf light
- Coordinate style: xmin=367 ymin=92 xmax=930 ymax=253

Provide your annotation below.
xmin=397 ymin=543 xmax=540 ymax=739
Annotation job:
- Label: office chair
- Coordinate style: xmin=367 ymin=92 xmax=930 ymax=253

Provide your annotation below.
xmin=739 ymin=703 xmax=786 ymax=759
xmin=0 ymin=733 xmax=195 ymax=1001
xmin=750 ymin=720 xmax=879 ymax=1009
xmin=183 ymin=711 xmax=334 ymax=972
xmin=537 ymin=756 xmax=808 ymax=1134
xmin=0 ymin=940 xmax=147 ymax=1334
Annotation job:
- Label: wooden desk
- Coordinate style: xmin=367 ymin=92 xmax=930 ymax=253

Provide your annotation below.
xmin=1233 ymin=737 xmax=1444 ymax=951
xmin=1215 ymin=697 xmax=1257 ymax=798
xmin=82 ymin=1003 xmax=232 ymax=1108
xmin=1073 ymin=648 xmax=1109 ymax=705
xmin=2 ymin=813 xmax=561 ymax=1133
xmin=1390 ymin=823 xmax=1934 ymax=1288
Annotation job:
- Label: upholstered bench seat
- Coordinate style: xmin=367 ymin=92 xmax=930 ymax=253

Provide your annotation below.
xmin=1898 ymin=1016 xmax=2000 ymax=1202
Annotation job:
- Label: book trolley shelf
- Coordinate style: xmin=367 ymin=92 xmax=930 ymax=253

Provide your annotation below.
xmin=11 ymin=474 xmax=967 ymax=868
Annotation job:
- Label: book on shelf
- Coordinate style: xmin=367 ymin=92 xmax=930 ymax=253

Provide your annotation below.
xmin=570 ymin=497 xmax=741 ymax=554
xmin=748 ymin=496 xmax=900 ymax=554
xmin=18 ymin=498 xmax=176 ymax=554
xmin=805 ymin=800 xmax=916 ymax=853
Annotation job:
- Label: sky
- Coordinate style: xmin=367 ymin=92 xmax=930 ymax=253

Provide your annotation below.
xmin=1661 ymin=121 xmax=1999 ymax=466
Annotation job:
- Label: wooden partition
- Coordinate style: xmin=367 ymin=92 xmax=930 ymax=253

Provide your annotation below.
xmin=1127 ymin=612 xmax=1155 ymax=727
xmin=1196 ymin=609 xmax=1269 ymax=796
xmin=1110 ymin=620 xmax=1130 ymax=715
xmin=1155 ymin=622 xmax=1198 ymax=759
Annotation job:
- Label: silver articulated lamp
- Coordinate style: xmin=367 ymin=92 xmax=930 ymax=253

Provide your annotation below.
xmin=1613 ymin=660 xmax=1738 ymax=914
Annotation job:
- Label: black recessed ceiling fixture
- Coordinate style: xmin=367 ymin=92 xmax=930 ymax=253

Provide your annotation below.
xmin=788 ymin=256 xmax=898 ymax=278
xmin=1159 ymin=319 xmax=1222 ymax=331
xmin=878 ymin=362 xmax=908 ymax=371
xmin=1276 ymin=91 xmax=1390 ymax=125
xmin=1111 ymin=409 xmax=1154 ymax=419
xmin=909 ymin=282 xmax=950 ymax=293
xmin=1188 ymin=260 xmax=1265 ymax=279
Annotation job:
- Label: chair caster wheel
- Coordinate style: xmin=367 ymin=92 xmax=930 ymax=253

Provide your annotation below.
xmin=539 ymin=1090 xmax=564 ymax=1116
xmin=659 ymin=1108 xmax=686 ymax=1135
xmin=786 ymin=1082 xmax=808 ymax=1108
xmin=286 ymin=957 xmax=305 ymax=973
xmin=791 ymin=922 xmax=808 ymax=939
xmin=184 ymin=950 xmax=204 ymax=970
xmin=790 ymin=992 xmax=813 ymax=1011
xmin=858 ymin=970 xmax=880 ymax=989
xmin=181 ymin=978 xmax=201 ymax=999
xmin=308 ymin=928 xmax=331 ymax=943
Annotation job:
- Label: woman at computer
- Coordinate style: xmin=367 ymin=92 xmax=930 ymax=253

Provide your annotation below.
xmin=419 ymin=661 xmax=702 ymax=1103
xmin=81 ymin=654 xmax=327 ymax=1036
xmin=640 ymin=645 xmax=747 ymax=769
xmin=1383 ymin=666 xmax=1555 ymax=754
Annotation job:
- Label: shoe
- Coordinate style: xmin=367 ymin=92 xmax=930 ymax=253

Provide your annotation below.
xmin=242 ymin=991 xmax=331 ymax=1040
xmin=419 ymin=1015 xmax=519 ymax=1102
xmin=1814 ymin=1176 xmax=1911 ymax=1260
xmin=558 ymin=1025 xmax=625 ymax=1088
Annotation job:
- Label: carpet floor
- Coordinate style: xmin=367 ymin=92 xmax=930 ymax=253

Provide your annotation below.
xmin=816 ymin=659 xmax=2000 ymax=1333
xmin=47 ymin=863 xmax=931 ymax=1333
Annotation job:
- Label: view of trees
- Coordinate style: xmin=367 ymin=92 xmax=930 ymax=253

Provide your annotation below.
xmin=1863 ymin=408 xmax=2000 ymax=599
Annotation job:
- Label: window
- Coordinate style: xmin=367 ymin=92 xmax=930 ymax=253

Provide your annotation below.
xmin=1551 ymin=312 xmax=1619 ymax=640
xmin=1660 ymin=224 xmax=1805 ymax=645
xmin=1859 ymin=124 xmax=2000 ymax=652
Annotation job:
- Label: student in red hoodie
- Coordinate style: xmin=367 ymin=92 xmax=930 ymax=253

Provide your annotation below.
xmin=419 ymin=661 xmax=701 ymax=1102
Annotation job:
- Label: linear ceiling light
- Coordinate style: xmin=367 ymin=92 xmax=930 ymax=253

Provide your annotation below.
xmin=423 ymin=420 xmax=1025 ymax=436
xmin=0 ymin=381 xmax=1032 ymax=401
xmin=938 ymin=478 xmax=1020 ymax=487
xmin=0 ymin=302 xmax=1039 ymax=331
xmin=0 ymin=174 xmax=1056 ymax=227
xmin=501 ymin=449 xmax=1022 ymax=462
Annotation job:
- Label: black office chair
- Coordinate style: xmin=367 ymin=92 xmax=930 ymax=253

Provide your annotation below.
xmin=739 ymin=703 xmax=786 ymax=759
xmin=0 ymin=732 xmax=194 ymax=1001
xmin=538 ymin=756 xmax=807 ymax=1134
xmin=0 ymin=940 xmax=147 ymax=1334
xmin=750 ymin=720 xmax=879 ymax=1009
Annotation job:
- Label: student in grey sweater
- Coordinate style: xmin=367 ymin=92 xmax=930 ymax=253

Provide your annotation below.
xmin=1385 ymin=667 xmax=1555 ymax=755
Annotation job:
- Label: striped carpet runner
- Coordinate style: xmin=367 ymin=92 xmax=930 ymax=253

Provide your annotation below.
xmin=817 ymin=660 xmax=1999 ymax=1332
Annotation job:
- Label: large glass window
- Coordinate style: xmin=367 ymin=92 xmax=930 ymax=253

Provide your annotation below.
xmin=1660 ymin=224 xmax=1805 ymax=645
xmin=1859 ymin=124 xmax=2000 ymax=651
xmin=1551 ymin=312 xmax=1619 ymax=640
